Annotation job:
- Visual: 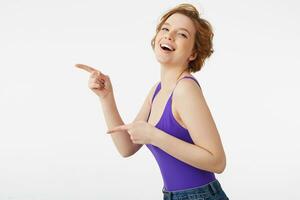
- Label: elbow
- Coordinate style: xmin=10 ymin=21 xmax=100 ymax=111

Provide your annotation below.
xmin=121 ymin=153 xmax=132 ymax=158
xmin=215 ymin=164 xmax=226 ymax=174
xmin=120 ymin=153 xmax=131 ymax=158
xmin=120 ymin=150 xmax=134 ymax=158
xmin=215 ymin=156 xmax=226 ymax=174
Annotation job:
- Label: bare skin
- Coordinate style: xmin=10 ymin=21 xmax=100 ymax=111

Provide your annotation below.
xmin=75 ymin=64 xmax=112 ymax=99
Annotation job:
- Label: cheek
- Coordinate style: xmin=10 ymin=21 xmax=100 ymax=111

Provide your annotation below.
xmin=182 ymin=41 xmax=195 ymax=53
xmin=182 ymin=39 xmax=193 ymax=47
xmin=155 ymin=33 xmax=162 ymax=44
xmin=154 ymin=34 xmax=162 ymax=50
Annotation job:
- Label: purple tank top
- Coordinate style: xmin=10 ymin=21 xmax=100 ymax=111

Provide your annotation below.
xmin=146 ymin=76 xmax=216 ymax=191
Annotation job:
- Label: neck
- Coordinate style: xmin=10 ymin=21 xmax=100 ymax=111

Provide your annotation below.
xmin=159 ymin=64 xmax=190 ymax=92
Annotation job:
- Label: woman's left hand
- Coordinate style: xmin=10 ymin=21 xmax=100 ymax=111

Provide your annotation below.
xmin=106 ymin=121 xmax=157 ymax=145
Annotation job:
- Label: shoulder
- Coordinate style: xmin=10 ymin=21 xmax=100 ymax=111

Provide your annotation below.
xmin=173 ymin=76 xmax=204 ymax=111
xmin=173 ymin=76 xmax=202 ymax=98
xmin=172 ymin=76 xmax=211 ymax=129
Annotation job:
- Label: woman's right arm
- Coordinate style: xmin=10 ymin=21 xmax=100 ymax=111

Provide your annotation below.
xmin=75 ymin=63 xmax=157 ymax=157
xmin=100 ymin=83 xmax=158 ymax=157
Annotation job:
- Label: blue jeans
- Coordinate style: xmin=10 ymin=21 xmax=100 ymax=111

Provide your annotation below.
xmin=162 ymin=179 xmax=229 ymax=200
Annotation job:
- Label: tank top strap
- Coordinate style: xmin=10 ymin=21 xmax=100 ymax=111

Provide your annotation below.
xmin=150 ymin=82 xmax=162 ymax=104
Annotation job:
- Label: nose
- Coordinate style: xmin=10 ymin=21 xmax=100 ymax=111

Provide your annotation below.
xmin=164 ymin=32 xmax=174 ymax=41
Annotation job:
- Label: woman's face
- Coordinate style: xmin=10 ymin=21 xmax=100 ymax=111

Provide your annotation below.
xmin=154 ymin=13 xmax=196 ymax=67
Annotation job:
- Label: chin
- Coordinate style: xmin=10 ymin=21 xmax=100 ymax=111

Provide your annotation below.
xmin=155 ymin=55 xmax=173 ymax=65
xmin=154 ymin=49 xmax=172 ymax=65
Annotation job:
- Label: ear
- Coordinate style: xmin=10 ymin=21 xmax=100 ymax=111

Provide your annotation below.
xmin=189 ymin=51 xmax=197 ymax=61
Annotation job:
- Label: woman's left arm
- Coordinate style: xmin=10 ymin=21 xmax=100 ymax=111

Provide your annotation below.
xmin=151 ymin=79 xmax=227 ymax=174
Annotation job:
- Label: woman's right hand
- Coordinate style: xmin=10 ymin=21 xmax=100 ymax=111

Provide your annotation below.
xmin=75 ymin=64 xmax=113 ymax=99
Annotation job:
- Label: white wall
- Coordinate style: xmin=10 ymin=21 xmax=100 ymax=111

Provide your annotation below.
xmin=0 ymin=0 xmax=299 ymax=199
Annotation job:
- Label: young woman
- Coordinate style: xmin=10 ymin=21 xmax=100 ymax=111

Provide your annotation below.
xmin=76 ymin=3 xmax=229 ymax=200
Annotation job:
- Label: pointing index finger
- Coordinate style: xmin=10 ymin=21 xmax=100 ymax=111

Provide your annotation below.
xmin=106 ymin=124 xmax=129 ymax=134
xmin=75 ymin=64 xmax=100 ymax=74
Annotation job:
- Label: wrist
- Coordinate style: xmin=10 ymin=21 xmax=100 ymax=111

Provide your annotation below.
xmin=99 ymin=92 xmax=114 ymax=103
xmin=151 ymin=128 xmax=162 ymax=146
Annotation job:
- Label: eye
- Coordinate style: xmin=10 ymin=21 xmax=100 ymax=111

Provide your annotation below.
xmin=161 ymin=27 xmax=169 ymax=31
xmin=179 ymin=33 xmax=187 ymax=38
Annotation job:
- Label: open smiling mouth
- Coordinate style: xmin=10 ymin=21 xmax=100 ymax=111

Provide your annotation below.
xmin=160 ymin=44 xmax=175 ymax=52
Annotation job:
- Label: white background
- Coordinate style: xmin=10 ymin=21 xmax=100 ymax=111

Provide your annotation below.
xmin=1 ymin=0 xmax=299 ymax=199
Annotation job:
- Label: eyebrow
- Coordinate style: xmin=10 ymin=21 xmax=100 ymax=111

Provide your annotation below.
xmin=162 ymin=22 xmax=191 ymax=36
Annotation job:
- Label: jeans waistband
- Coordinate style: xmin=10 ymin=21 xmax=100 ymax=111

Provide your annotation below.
xmin=162 ymin=179 xmax=221 ymax=199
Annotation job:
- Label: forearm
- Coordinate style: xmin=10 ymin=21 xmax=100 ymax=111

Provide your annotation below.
xmin=99 ymin=93 xmax=123 ymax=129
xmin=99 ymin=93 xmax=135 ymax=157
xmin=151 ymin=129 xmax=225 ymax=173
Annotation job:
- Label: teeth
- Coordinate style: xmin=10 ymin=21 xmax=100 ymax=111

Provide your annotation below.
xmin=160 ymin=44 xmax=174 ymax=51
